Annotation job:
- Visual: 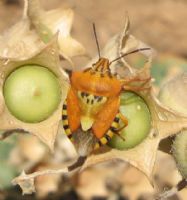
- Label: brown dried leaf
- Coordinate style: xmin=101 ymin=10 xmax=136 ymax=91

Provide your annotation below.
xmin=12 ymin=171 xmax=36 ymax=195
xmin=26 ymin=0 xmax=86 ymax=63
xmin=85 ymin=16 xmax=156 ymax=75
xmin=142 ymin=91 xmax=187 ymax=139
xmin=12 ymin=166 xmax=77 ymax=195
xmin=0 ymin=37 xmax=69 ymax=151
xmin=159 ymin=72 xmax=187 ymax=116
xmin=83 ymin=137 xmax=160 ymax=181
xmin=0 ymin=1 xmax=45 ymax=59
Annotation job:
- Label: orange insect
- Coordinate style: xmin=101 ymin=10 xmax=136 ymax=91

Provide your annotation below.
xmin=62 ymin=24 xmax=150 ymax=149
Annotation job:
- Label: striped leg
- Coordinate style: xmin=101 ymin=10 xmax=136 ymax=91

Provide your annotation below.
xmin=116 ymin=112 xmax=128 ymax=132
xmin=62 ymin=100 xmax=72 ymax=140
xmin=94 ymin=112 xmax=128 ymax=149
xmin=94 ymin=113 xmax=120 ymax=149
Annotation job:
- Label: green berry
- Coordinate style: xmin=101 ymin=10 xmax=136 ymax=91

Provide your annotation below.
xmin=3 ymin=65 xmax=61 ymax=123
xmin=108 ymin=92 xmax=151 ymax=150
xmin=172 ymin=131 xmax=187 ymax=178
xmin=159 ymin=73 xmax=187 ymax=178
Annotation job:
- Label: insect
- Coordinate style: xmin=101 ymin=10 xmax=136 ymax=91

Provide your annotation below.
xmin=62 ymin=24 xmax=151 ymax=150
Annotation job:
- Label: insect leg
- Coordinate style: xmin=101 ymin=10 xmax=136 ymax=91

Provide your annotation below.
xmin=110 ymin=112 xmax=128 ymax=141
xmin=123 ymin=85 xmax=151 ymax=91
xmin=94 ymin=113 xmax=121 ymax=149
xmin=118 ymin=112 xmax=128 ymax=130
xmin=62 ymin=100 xmax=72 ymax=140
xmin=94 ymin=112 xmax=129 ymax=149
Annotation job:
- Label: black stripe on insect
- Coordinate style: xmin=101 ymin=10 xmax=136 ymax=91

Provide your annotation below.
xmin=114 ymin=117 xmax=120 ymax=123
xmin=63 ymin=125 xmax=69 ymax=130
xmin=63 ymin=104 xmax=67 ymax=110
xmin=62 ymin=115 xmax=68 ymax=120
xmin=105 ymin=134 xmax=111 ymax=142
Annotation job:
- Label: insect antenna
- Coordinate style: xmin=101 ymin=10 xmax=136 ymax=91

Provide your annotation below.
xmin=93 ymin=23 xmax=101 ymax=59
xmin=109 ymin=47 xmax=151 ymax=65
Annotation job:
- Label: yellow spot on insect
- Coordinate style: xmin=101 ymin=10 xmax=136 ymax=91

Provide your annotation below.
xmin=62 ymin=120 xmax=68 ymax=125
xmin=100 ymin=137 xmax=108 ymax=144
xmin=94 ymin=143 xmax=100 ymax=149
xmin=62 ymin=110 xmax=67 ymax=115
xmin=107 ymin=130 xmax=114 ymax=138
xmin=111 ymin=121 xmax=118 ymax=128
xmin=65 ymin=129 xmax=71 ymax=135
xmin=80 ymin=116 xmax=94 ymax=131
xmin=137 ymin=105 xmax=141 ymax=110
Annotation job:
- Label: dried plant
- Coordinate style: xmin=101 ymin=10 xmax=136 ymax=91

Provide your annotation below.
xmin=0 ymin=0 xmax=187 ymax=198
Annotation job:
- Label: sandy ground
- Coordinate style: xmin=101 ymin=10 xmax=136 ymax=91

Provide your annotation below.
xmin=0 ymin=0 xmax=187 ymax=58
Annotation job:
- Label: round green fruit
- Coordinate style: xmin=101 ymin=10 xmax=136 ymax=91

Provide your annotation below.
xmin=172 ymin=130 xmax=187 ymax=178
xmin=3 ymin=65 xmax=61 ymax=123
xmin=108 ymin=92 xmax=151 ymax=150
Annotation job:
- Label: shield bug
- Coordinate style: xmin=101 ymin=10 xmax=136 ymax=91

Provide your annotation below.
xmin=62 ymin=24 xmax=151 ymax=150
